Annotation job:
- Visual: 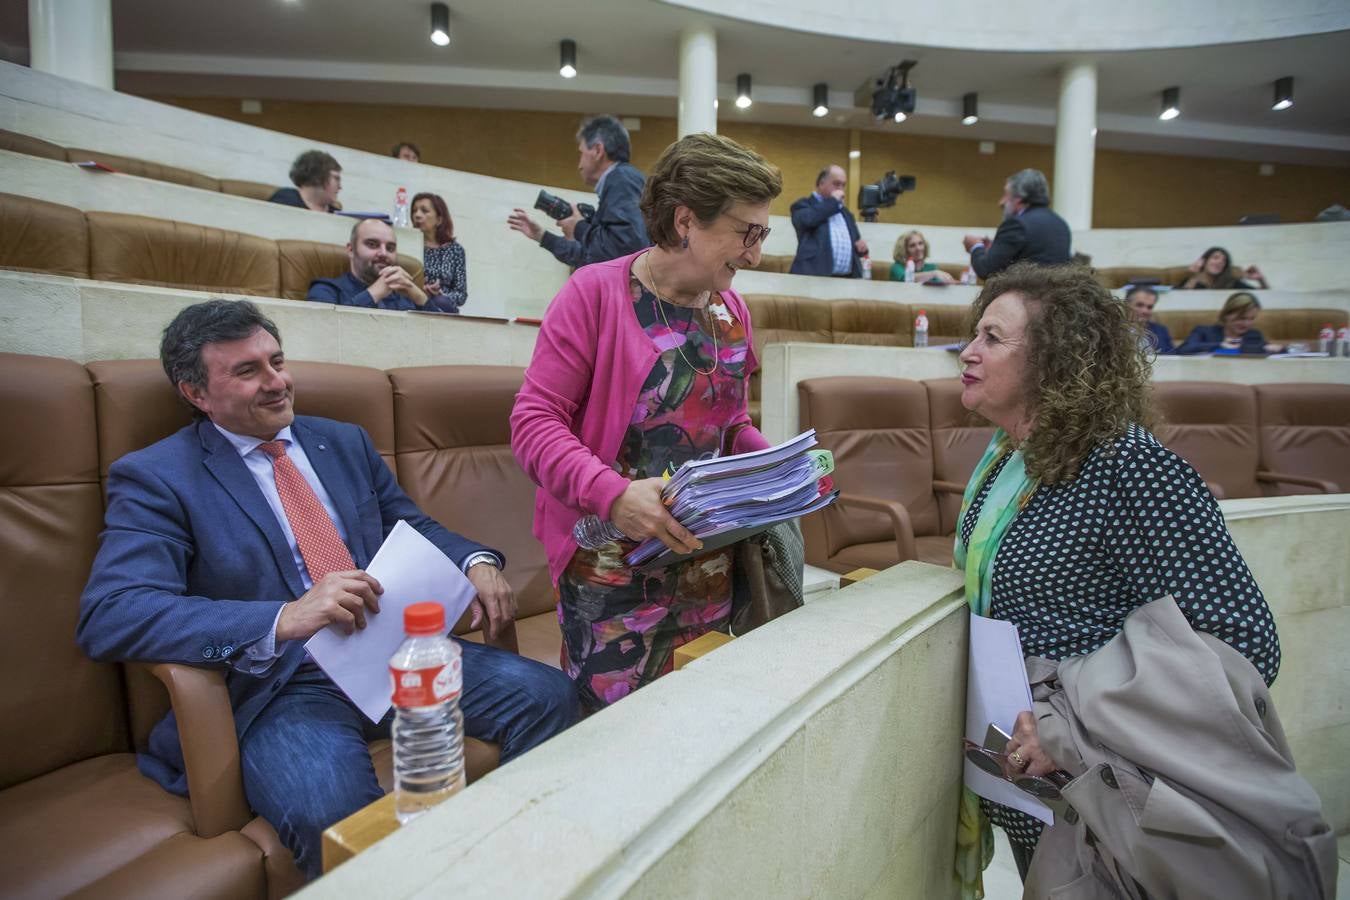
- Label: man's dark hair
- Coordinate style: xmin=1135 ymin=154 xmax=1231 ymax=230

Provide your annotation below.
xmin=161 ymin=300 xmax=283 ymax=400
xmin=1124 ymin=285 xmax=1158 ymax=302
xmin=390 ymin=141 xmax=421 ymax=160
xmin=815 ymin=166 xmax=839 ymax=187
xmin=577 ymin=115 xmax=630 ymax=163
xmin=289 ymin=149 xmax=341 ymax=188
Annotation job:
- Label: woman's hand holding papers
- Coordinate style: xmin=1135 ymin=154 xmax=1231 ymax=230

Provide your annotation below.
xmin=611 ymin=478 xmax=703 ymax=555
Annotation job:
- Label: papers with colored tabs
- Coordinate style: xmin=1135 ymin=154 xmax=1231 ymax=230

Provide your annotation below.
xmin=306 ymin=520 xmax=476 ymax=723
xmin=625 ymin=430 xmax=838 ymax=570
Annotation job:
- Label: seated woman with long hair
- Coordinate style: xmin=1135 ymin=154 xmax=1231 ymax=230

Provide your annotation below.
xmin=890 ymin=229 xmax=955 ymax=283
xmin=1176 ymin=246 xmax=1268 ymax=290
xmin=1175 ymin=291 xmax=1284 ymax=354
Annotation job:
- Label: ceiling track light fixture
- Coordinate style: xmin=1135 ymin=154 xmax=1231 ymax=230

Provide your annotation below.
xmin=736 ymin=73 xmax=752 ymax=109
xmin=559 ymin=39 xmax=577 ymax=78
xmin=962 ymin=92 xmax=979 ymax=126
xmin=1159 ymin=86 xmax=1180 ymax=121
xmin=430 ymin=2 xmax=450 ymax=46
xmin=812 ymin=83 xmax=829 ymax=118
xmin=1272 ymin=76 xmax=1293 ymax=111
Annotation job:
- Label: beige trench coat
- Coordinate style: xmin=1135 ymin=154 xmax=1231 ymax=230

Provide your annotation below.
xmin=1021 ymin=595 xmax=1336 ymax=900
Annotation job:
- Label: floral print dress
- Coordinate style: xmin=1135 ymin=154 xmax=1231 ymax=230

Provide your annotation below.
xmin=556 ymin=270 xmax=752 ymax=711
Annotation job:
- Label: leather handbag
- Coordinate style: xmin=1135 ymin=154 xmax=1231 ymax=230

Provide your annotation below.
xmin=730 ymin=517 xmax=805 ymax=635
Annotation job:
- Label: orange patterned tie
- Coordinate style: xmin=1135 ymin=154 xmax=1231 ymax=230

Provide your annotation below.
xmin=259 ymin=441 xmax=355 ymax=583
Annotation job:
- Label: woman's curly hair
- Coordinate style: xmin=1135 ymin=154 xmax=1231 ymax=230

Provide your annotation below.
xmin=966 ymin=262 xmax=1157 ymax=484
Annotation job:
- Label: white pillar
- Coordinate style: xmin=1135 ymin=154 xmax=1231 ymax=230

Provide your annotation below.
xmin=1053 ymin=60 xmax=1097 ymax=231
xmin=677 ymin=25 xmax=717 ymax=137
xmin=28 ymin=0 xmax=114 ymax=90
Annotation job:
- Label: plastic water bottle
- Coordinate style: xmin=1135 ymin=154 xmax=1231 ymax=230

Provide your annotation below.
xmin=393 ymin=186 xmax=410 ymax=228
xmin=573 ymin=515 xmax=629 ymax=549
xmin=904 ymin=258 xmax=916 ymax=283
xmin=961 ymin=266 xmax=977 ymax=285
xmin=1318 ymin=324 xmax=1335 ymax=354
xmin=1336 ymin=326 xmax=1348 ymax=357
xmin=390 ymin=602 xmax=465 ymax=825
xmin=914 ymin=309 xmax=929 ymax=348
xmin=860 ymin=254 xmax=872 ymax=280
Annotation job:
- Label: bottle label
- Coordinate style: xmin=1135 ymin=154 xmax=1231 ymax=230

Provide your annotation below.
xmin=390 ymin=656 xmax=461 ymax=707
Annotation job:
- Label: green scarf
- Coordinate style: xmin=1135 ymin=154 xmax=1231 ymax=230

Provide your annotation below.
xmin=951 ymin=429 xmax=1039 ymax=898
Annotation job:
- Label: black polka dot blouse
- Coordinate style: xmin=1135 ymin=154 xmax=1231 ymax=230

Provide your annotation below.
xmin=959 ymin=424 xmax=1281 ymax=848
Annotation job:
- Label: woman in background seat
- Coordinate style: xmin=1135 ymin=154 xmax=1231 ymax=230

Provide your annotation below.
xmin=890 ymin=229 xmax=955 ymax=283
xmin=511 ymin=133 xmax=781 ymax=712
xmin=1175 ymin=291 xmax=1283 ymax=354
xmin=411 ymin=192 xmax=468 ymax=313
xmin=1176 ymin=245 xmax=1268 ymax=290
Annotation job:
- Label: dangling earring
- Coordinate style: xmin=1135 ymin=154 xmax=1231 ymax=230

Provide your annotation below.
xmin=681 ymin=234 xmax=689 ymax=250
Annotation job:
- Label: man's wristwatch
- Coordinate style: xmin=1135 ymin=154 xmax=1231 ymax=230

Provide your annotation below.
xmin=462 ymin=551 xmax=502 ymax=572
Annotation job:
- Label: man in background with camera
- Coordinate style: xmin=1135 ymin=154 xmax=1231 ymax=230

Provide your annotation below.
xmin=507 ymin=115 xmax=648 ymax=268
xmin=789 ymin=164 xmax=869 ymax=278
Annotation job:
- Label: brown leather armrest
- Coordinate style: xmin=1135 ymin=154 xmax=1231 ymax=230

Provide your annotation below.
xmin=933 ymin=480 xmax=967 ymax=495
xmin=835 ymin=492 xmax=918 ymax=563
xmin=1256 ymin=470 xmax=1338 ymax=493
xmin=148 ymin=662 xmax=252 ymax=838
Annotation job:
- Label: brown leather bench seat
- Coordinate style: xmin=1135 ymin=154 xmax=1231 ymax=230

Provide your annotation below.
xmin=0 ymin=192 xmax=423 ymax=298
xmin=796 ymin=374 xmax=1348 ymax=574
xmin=0 ymin=352 xmax=555 ymax=898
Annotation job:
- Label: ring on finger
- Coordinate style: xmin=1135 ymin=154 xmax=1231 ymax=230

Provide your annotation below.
xmin=1008 ymin=750 xmax=1028 ymax=770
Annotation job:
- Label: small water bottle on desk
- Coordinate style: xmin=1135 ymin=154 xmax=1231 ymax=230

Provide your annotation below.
xmin=390 ymin=602 xmax=465 ymax=825
xmin=1318 ymin=324 xmax=1335 ymax=354
xmin=904 ymin=258 xmax=916 ymax=283
xmin=1336 ymin=326 xmax=1348 ymax=357
xmin=860 ymin=254 xmax=872 ymax=280
xmin=914 ymin=309 xmax=929 ymax=348
xmin=573 ymin=515 xmax=629 ymax=550
xmin=392 ymin=186 xmax=410 ymax=228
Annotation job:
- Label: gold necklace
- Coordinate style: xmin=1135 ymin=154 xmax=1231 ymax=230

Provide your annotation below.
xmin=645 ymin=253 xmax=719 ymax=376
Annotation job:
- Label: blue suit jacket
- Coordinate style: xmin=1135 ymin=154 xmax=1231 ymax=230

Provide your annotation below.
xmin=77 ymin=415 xmax=494 ymax=792
xmin=789 ymin=194 xmax=862 ymax=277
xmin=1145 ymin=320 xmax=1174 ymax=354
xmin=1176 ymin=324 xmax=1269 ymax=355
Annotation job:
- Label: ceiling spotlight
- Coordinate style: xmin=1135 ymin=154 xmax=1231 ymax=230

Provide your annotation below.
xmin=430 ymin=3 xmax=450 ymax=46
xmin=736 ymin=73 xmax=752 ymax=109
xmin=1272 ymin=76 xmax=1293 ymax=111
xmin=893 ymin=111 xmax=906 ymax=123
xmin=1159 ymin=86 xmax=1180 ymax=121
xmin=962 ymin=92 xmax=979 ymax=126
xmin=559 ymin=39 xmax=577 ymax=78
xmin=812 ymin=83 xmax=829 ymax=118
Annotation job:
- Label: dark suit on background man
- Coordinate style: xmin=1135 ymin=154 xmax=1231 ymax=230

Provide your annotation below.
xmin=969 ymin=204 xmax=1072 ymax=279
xmin=789 ymin=193 xmax=864 ymax=277
xmin=77 ymin=302 xmax=577 ymax=880
xmin=540 ymin=161 xmax=649 ymax=268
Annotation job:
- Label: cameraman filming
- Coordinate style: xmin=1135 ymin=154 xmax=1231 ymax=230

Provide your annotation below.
xmin=507 ymin=115 xmax=649 ymax=268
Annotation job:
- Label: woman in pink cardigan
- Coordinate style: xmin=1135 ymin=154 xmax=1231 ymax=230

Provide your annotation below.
xmin=511 ymin=133 xmax=782 ymax=711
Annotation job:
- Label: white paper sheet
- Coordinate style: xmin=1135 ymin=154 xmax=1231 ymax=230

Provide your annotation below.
xmin=305 ymin=520 xmax=477 ymax=723
xmin=965 ymin=613 xmax=1054 ymax=826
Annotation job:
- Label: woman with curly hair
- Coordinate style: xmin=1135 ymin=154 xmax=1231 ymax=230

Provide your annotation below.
xmin=952 ymin=263 xmax=1281 ymax=889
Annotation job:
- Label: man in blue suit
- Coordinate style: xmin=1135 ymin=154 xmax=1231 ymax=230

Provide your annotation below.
xmin=77 ymin=300 xmax=578 ymax=880
xmin=789 ymin=164 xmax=870 ymax=278
xmin=1126 ymin=285 xmax=1174 ymax=353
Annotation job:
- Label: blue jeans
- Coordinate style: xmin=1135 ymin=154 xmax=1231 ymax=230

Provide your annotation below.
xmin=238 ymin=642 xmax=578 ymax=880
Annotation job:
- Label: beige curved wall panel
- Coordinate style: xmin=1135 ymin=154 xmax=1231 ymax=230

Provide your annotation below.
xmin=659 ymin=0 xmax=1350 ymax=52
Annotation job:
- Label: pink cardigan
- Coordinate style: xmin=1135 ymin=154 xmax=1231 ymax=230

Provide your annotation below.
xmin=511 ymin=249 xmax=770 ymax=584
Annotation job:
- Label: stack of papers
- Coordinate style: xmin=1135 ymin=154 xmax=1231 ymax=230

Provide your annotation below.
xmin=624 ymin=430 xmax=838 ymax=570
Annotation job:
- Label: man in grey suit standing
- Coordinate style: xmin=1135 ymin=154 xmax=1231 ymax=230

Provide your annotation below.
xmin=963 ymin=168 xmax=1072 ymax=278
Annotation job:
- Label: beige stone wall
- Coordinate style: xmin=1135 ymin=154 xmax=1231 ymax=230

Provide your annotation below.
xmin=301 ymin=562 xmax=970 ymax=899
xmin=1220 ymin=495 xmax=1350 ymax=832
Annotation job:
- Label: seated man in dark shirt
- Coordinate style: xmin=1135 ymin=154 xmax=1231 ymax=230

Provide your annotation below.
xmin=270 ymin=150 xmax=342 ymax=213
xmin=308 ymin=219 xmax=455 ymax=312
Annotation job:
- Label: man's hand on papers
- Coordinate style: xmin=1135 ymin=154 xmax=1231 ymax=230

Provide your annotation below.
xmin=278 ymin=570 xmax=383 ymax=641
xmin=612 ymin=478 xmax=703 ymax=555
xmin=466 ymin=562 xmax=516 ymax=641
